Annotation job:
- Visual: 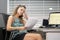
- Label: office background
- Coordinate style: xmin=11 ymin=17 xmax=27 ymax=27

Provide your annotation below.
xmin=0 ymin=0 xmax=60 ymax=28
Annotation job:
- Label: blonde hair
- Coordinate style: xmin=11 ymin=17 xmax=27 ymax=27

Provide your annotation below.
xmin=12 ymin=5 xmax=26 ymax=16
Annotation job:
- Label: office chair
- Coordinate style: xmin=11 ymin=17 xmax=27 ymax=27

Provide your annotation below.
xmin=2 ymin=14 xmax=18 ymax=40
xmin=0 ymin=13 xmax=11 ymax=40
xmin=2 ymin=14 xmax=11 ymax=40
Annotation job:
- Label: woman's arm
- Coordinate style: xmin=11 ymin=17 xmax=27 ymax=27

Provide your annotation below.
xmin=6 ymin=16 xmax=26 ymax=31
xmin=23 ymin=13 xmax=28 ymax=20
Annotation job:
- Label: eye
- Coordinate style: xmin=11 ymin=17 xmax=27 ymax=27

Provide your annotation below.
xmin=21 ymin=9 xmax=23 ymax=11
xmin=21 ymin=9 xmax=25 ymax=12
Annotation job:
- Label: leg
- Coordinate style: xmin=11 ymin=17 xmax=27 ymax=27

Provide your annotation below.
xmin=24 ymin=33 xmax=43 ymax=40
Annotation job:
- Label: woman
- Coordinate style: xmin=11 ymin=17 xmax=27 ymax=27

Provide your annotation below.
xmin=7 ymin=5 xmax=43 ymax=40
xmin=7 ymin=5 xmax=28 ymax=40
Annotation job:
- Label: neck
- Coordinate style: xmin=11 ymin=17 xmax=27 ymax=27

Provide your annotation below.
xmin=14 ymin=14 xmax=19 ymax=18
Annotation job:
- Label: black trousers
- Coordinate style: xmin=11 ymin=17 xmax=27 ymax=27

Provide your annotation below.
xmin=12 ymin=33 xmax=26 ymax=40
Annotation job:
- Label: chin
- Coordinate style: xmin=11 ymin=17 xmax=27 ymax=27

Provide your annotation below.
xmin=19 ymin=15 xmax=23 ymax=17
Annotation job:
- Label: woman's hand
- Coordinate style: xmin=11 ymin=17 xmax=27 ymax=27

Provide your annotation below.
xmin=23 ymin=13 xmax=28 ymax=19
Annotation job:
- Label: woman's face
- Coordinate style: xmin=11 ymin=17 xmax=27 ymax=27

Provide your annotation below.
xmin=17 ymin=7 xmax=25 ymax=16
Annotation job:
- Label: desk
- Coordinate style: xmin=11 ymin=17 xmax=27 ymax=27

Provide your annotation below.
xmin=37 ymin=28 xmax=60 ymax=40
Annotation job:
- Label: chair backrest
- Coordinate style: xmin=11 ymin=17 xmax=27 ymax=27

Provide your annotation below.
xmin=2 ymin=13 xmax=9 ymax=27
xmin=0 ymin=13 xmax=9 ymax=28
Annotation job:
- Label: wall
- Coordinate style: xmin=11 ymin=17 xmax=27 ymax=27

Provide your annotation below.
xmin=0 ymin=0 xmax=7 ymax=13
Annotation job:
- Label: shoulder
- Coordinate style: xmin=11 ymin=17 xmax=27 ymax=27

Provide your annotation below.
xmin=9 ymin=15 xmax=13 ymax=18
xmin=8 ymin=16 xmax=14 ymax=21
xmin=8 ymin=16 xmax=14 ymax=19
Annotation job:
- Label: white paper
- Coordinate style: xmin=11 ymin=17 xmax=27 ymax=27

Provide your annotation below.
xmin=25 ymin=17 xmax=38 ymax=30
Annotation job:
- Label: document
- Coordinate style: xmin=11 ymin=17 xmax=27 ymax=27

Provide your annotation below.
xmin=25 ymin=17 xmax=38 ymax=30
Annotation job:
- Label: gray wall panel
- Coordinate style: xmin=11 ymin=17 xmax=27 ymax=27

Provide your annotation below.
xmin=0 ymin=0 xmax=7 ymax=13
